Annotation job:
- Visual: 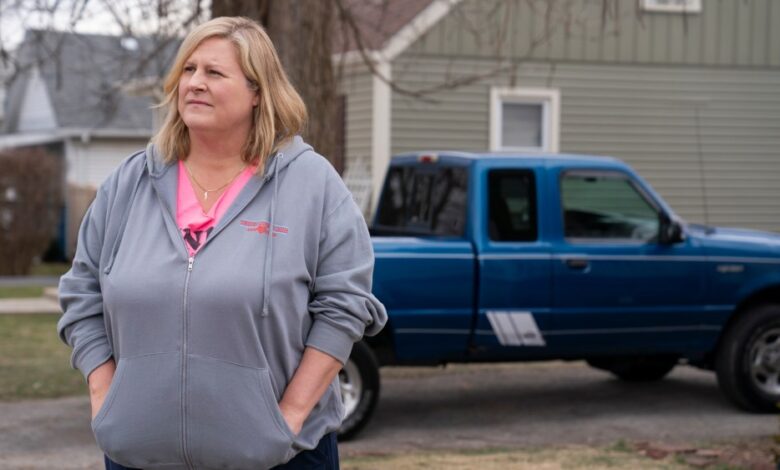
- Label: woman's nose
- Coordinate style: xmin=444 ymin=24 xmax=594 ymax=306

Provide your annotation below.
xmin=189 ymin=71 xmax=206 ymax=92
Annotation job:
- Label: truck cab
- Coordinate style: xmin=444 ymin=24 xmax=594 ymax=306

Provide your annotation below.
xmin=337 ymin=151 xmax=780 ymax=439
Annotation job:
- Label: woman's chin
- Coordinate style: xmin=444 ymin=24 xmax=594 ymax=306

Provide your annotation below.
xmin=183 ymin=119 xmax=220 ymax=134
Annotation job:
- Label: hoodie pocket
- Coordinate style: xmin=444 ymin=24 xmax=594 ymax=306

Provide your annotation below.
xmin=90 ymin=359 xmax=126 ymax=429
xmin=187 ymin=355 xmax=296 ymax=470
xmin=91 ymin=352 xmax=184 ymax=467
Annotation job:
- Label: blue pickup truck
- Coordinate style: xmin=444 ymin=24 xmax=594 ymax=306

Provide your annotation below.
xmin=337 ymin=151 xmax=780 ymax=439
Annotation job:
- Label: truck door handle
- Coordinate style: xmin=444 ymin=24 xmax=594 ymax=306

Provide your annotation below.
xmin=564 ymin=258 xmax=589 ymax=270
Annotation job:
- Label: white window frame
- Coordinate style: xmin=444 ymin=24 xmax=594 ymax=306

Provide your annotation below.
xmin=490 ymin=87 xmax=560 ymax=153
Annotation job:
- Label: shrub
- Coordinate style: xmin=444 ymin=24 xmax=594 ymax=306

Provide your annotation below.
xmin=0 ymin=147 xmax=63 ymax=275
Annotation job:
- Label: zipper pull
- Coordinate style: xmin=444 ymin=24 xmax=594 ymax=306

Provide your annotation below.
xmin=188 ymin=257 xmax=194 ymax=272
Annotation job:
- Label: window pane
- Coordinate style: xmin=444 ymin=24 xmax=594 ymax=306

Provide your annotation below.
xmin=561 ymin=173 xmax=659 ymax=241
xmin=502 ymin=102 xmax=542 ymax=148
xmin=375 ymin=165 xmax=468 ymax=236
xmin=488 ymin=170 xmax=537 ymax=241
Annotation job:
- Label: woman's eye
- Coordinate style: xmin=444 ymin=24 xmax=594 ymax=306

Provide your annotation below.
xmin=183 ymin=65 xmax=195 ymax=72
xmin=208 ymin=70 xmax=223 ymax=76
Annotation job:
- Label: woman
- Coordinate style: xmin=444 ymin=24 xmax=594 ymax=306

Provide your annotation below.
xmin=57 ymin=16 xmax=387 ymax=470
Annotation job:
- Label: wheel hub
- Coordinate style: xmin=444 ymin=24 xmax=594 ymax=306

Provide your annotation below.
xmin=338 ymin=359 xmax=363 ymax=420
xmin=750 ymin=328 xmax=780 ymax=395
xmin=761 ymin=348 xmax=780 ymax=372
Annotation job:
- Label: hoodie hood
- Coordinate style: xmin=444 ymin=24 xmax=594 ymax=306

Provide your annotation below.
xmin=144 ymin=135 xmax=313 ymax=181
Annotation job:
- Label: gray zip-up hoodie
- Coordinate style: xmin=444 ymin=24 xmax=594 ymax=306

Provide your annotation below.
xmin=57 ymin=136 xmax=387 ymax=469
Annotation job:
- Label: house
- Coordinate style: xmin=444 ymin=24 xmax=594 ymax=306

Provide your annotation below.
xmin=1 ymin=30 xmax=177 ymax=257
xmin=336 ymin=0 xmax=780 ymax=233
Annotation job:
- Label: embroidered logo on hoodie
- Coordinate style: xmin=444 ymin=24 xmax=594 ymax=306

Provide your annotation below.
xmin=240 ymin=219 xmax=289 ymax=237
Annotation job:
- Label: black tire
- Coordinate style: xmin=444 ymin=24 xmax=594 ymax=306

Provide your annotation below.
xmin=337 ymin=341 xmax=380 ymax=441
xmin=586 ymin=355 xmax=678 ymax=382
xmin=716 ymin=303 xmax=780 ymax=413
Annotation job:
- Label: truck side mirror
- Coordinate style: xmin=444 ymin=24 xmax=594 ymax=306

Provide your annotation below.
xmin=658 ymin=212 xmax=684 ymax=245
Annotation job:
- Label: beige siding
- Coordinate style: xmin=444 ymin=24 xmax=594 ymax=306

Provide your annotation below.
xmin=390 ymin=57 xmax=780 ymax=232
xmin=406 ymin=0 xmax=780 ymax=68
xmin=338 ymin=66 xmax=373 ymax=172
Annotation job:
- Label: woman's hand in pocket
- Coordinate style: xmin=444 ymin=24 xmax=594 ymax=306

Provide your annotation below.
xmin=88 ymin=358 xmax=116 ymax=420
xmin=278 ymin=401 xmax=305 ymax=436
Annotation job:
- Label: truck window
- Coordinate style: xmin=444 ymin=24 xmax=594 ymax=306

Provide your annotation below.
xmin=561 ymin=171 xmax=659 ymax=241
xmin=488 ymin=170 xmax=537 ymax=242
xmin=374 ymin=165 xmax=468 ymax=236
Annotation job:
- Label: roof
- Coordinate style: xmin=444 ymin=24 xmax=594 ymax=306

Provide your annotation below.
xmin=334 ymin=0 xmax=436 ymax=54
xmin=332 ymin=0 xmax=444 ymax=54
xmin=3 ymin=29 xmax=180 ymax=135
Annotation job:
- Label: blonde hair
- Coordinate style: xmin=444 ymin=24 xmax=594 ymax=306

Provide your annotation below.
xmin=152 ymin=16 xmax=307 ymax=173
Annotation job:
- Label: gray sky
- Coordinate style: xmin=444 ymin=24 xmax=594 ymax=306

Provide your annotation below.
xmin=1 ymin=0 xmax=211 ymax=50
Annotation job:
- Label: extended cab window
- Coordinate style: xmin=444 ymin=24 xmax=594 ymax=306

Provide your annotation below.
xmin=561 ymin=171 xmax=659 ymax=242
xmin=374 ymin=165 xmax=468 ymax=236
xmin=488 ymin=170 xmax=537 ymax=241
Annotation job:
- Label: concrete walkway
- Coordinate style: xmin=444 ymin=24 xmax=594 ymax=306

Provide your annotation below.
xmin=0 ymin=297 xmax=61 ymax=314
xmin=0 ymin=286 xmax=61 ymax=314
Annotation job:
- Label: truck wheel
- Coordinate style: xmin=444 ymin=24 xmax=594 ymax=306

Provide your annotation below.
xmin=586 ymin=356 xmax=677 ymax=382
xmin=716 ymin=303 xmax=780 ymax=412
xmin=337 ymin=341 xmax=380 ymax=440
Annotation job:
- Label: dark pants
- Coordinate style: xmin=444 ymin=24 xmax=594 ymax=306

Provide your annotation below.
xmin=104 ymin=432 xmax=339 ymax=470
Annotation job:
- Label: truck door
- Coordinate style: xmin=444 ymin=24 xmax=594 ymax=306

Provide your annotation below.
xmin=472 ymin=168 xmax=555 ymax=359
xmin=550 ymin=169 xmax=709 ymax=355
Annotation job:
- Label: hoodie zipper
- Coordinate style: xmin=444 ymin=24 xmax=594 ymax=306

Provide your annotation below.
xmin=147 ymin=151 xmax=287 ymax=467
xmin=181 ymin=255 xmax=195 ymax=469
xmin=149 ymin=178 xmax=197 ymax=468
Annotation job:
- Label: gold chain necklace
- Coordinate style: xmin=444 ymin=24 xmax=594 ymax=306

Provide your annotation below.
xmin=184 ymin=161 xmax=247 ymax=200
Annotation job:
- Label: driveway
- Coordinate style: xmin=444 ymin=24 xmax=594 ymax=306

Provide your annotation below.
xmin=0 ymin=361 xmax=775 ymax=469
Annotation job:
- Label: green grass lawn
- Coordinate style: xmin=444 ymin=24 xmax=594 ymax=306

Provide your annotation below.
xmin=0 ymin=285 xmax=45 ymax=299
xmin=29 ymin=262 xmax=71 ymax=277
xmin=0 ymin=314 xmax=86 ymax=401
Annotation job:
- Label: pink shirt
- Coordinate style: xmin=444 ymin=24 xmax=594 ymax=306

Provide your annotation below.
xmin=176 ymin=160 xmax=255 ymax=256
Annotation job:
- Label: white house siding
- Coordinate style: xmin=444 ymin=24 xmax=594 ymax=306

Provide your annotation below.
xmin=63 ymin=137 xmax=148 ymax=257
xmin=66 ymin=138 xmax=148 ymax=189
xmin=383 ymin=0 xmax=780 ymax=232
xmin=339 ymin=65 xmax=374 ymax=174
xmin=338 ymin=65 xmax=377 ymax=216
xmin=17 ymin=67 xmax=58 ymax=131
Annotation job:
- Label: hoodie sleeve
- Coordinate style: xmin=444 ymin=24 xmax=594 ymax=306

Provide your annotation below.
xmin=56 ymin=186 xmax=113 ymax=384
xmin=305 ymin=192 xmax=388 ymax=365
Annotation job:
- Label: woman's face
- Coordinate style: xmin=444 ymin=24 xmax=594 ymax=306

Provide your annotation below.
xmin=178 ymin=37 xmax=259 ymax=138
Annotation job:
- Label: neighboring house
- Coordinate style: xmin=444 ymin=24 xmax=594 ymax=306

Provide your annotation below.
xmin=0 ymin=30 xmax=177 ymax=257
xmin=336 ymin=0 xmax=780 ymax=233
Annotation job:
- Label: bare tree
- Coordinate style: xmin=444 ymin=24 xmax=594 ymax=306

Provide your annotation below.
xmin=209 ymin=0 xmax=622 ymax=169
xmin=1 ymin=0 xmax=628 ymax=168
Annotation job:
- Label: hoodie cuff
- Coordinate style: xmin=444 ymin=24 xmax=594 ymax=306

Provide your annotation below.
xmin=72 ymin=335 xmax=113 ymax=384
xmin=305 ymin=320 xmax=356 ymax=365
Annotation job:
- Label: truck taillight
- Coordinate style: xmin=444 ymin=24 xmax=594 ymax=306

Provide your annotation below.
xmin=418 ymin=154 xmax=438 ymax=164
